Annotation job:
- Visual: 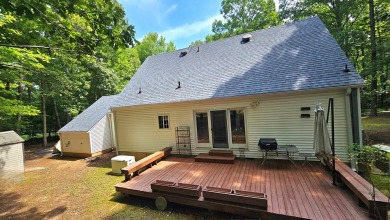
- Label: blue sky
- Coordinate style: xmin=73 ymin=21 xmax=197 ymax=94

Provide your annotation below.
xmin=118 ymin=0 xmax=222 ymax=49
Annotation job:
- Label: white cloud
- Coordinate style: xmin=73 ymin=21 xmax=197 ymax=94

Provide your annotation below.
xmin=119 ymin=0 xmax=176 ymax=26
xmin=164 ymin=4 xmax=177 ymax=15
xmin=159 ymin=14 xmax=223 ymax=42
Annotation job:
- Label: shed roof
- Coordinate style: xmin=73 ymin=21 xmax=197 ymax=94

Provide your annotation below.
xmin=113 ymin=16 xmax=364 ymax=108
xmin=58 ymin=95 xmax=118 ymax=132
xmin=0 ymin=131 xmax=24 ymax=147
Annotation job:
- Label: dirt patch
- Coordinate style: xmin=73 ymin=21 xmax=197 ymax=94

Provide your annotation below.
xmin=0 ymin=143 xmax=115 ymax=219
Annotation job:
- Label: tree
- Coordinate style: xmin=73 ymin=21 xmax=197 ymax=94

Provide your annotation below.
xmin=0 ymin=0 xmax=138 ymax=146
xmin=189 ymin=40 xmax=204 ymax=47
xmin=135 ymin=33 xmax=176 ymax=63
xmin=279 ymin=0 xmax=390 ymax=114
xmin=369 ymin=0 xmax=378 ymax=116
xmin=207 ymin=0 xmax=281 ymax=42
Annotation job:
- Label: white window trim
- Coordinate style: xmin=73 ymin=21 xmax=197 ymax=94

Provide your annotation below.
xmin=193 ymin=108 xmax=248 ymax=149
xmin=227 ymin=108 xmax=248 ymax=149
xmin=193 ymin=111 xmax=212 ymax=148
xmin=158 ymin=114 xmax=170 ymax=129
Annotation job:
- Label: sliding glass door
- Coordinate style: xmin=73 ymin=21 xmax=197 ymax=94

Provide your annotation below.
xmin=211 ymin=110 xmax=228 ymax=148
xmin=194 ymin=109 xmax=247 ymax=149
xmin=229 ymin=109 xmax=246 ymax=147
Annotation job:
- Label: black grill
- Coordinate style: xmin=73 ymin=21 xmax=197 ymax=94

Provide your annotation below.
xmin=258 ymin=138 xmax=278 ymax=150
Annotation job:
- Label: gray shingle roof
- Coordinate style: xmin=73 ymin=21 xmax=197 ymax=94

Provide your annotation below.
xmin=58 ymin=95 xmax=118 ymax=132
xmin=0 ymin=131 xmax=24 ymax=146
xmin=114 ymin=16 xmax=364 ymax=108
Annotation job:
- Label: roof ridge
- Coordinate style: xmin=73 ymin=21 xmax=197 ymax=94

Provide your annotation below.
xmin=149 ymin=15 xmax=320 ymax=59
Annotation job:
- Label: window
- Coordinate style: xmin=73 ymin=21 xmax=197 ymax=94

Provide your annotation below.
xmin=158 ymin=115 xmax=169 ymax=129
xmin=230 ymin=110 xmax=246 ymax=144
xmin=196 ymin=112 xmax=209 ymax=143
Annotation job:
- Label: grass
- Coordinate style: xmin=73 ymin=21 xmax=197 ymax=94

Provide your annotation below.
xmin=368 ymin=174 xmax=390 ymax=198
xmin=362 ymin=111 xmax=390 ymax=145
xmin=80 ymin=159 xmax=236 ymax=219
xmin=362 ymin=116 xmax=390 ymax=132
xmin=361 ymin=109 xmax=390 ymax=215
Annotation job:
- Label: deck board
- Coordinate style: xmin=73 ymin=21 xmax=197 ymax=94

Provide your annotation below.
xmin=116 ymin=156 xmax=371 ymax=219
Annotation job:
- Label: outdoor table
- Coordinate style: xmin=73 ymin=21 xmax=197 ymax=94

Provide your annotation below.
xmin=299 ymin=152 xmax=314 ymax=166
xmin=259 ymin=144 xmax=299 ymax=167
xmin=285 ymin=145 xmax=299 ymax=167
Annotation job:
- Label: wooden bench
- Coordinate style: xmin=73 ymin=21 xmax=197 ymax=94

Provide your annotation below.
xmin=203 ymin=186 xmax=267 ymax=208
xmin=121 ymin=147 xmax=172 ymax=181
xmin=335 ymin=159 xmax=389 ymax=219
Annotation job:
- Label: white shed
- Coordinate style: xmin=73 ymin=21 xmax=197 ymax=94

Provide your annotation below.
xmin=0 ymin=131 xmax=25 ymax=177
xmin=58 ymin=95 xmax=118 ymax=158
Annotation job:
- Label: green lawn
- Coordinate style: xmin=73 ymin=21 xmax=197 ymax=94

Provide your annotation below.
xmin=362 ymin=111 xmax=390 ymax=145
xmin=361 ymin=110 xmax=390 ymax=212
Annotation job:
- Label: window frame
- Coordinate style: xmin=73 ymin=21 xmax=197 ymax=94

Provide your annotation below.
xmin=227 ymin=108 xmax=247 ymax=148
xmin=158 ymin=115 xmax=170 ymax=129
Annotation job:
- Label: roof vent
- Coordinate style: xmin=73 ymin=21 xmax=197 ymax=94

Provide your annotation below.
xmin=138 ymin=87 xmax=141 ymax=94
xmin=241 ymin=34 xmax=252 ymax=43
xmin=343 ymin=64 xmax=350 ymax=72
xmin=176 ymin=81 xmax=181 ymax=90
xmin=180 ymin=51 xmax=188 ymax=57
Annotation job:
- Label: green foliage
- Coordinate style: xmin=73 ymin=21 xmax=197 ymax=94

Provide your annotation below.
xmin=279 ymin=0 xmax=390 ymax=114
xmin=206 ymin=0 xmax=281 ymax=42
xmin=135 ymin=32 xmax=176 ymax=63
xmin=347 ymin=144 xmax=389 ymax=173
xmin=189 ymin=40 xmax=204 ymax=47
xmin=0 ymin=0 xmax=139 ymax=137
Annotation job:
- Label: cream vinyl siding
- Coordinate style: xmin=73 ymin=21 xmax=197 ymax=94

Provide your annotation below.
xmin=89 ymin=116 xmax=112 ymax=153
xmin=60 ymin=132 xmax=91 ymax=154
xmin=0 ymin=143 xmax=24 ymax=172
xmin=115 ymin=89 xmax=353 ymax=161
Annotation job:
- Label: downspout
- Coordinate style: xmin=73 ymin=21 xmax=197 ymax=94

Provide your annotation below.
xmin=108 ymin=109 xmax=118 ymax=155
xmin=345 ymin=88 xmax=355 ymax=170
xmin=345 ymin=88 xmax=353 ymax=145
xmin=356 ymin=88 xmax=363 ymax=146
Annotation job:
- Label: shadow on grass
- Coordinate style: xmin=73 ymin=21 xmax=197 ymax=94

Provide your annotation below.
xmin=107 ymin=193 xmax=245 ymax=219
xmin=46 ymin=154 xmax=80 ymax=162
xmin=0 ymin=191 xmax=67 ymax=219
xmin=86 ymin=152 xmax=117 ymax=169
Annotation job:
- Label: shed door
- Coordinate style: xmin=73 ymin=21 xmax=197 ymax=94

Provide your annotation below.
xmin=211 ymin=110 xmax=228 ymax=148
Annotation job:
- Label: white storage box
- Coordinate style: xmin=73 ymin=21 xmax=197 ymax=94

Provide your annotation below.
xmin=111 ymin=155 xmax=135 ymax=174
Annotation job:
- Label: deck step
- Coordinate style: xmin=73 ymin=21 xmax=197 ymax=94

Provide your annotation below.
xmin=208 ymin=150 xmax=234 ymax=157
xmin=195 ymin=153 xmax=235 ymax=164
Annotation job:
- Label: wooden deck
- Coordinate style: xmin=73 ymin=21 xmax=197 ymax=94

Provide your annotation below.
xmin=116 ymin=156 xmax=371 ymax=219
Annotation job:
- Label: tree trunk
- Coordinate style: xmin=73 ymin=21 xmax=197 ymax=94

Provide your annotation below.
xmin=369 ymin=0 xmax=378 ymax=116
xmin=16 ymin=73 xmax=23 ymax=134
xmin=42 ymin=79 xmax=47 ymax=147
xmin=53 ymin=98 xmax=61 ymax=130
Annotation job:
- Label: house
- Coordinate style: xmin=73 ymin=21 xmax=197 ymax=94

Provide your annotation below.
xmin=58 ymin=16 xmax=364 ymax=160
xmin=58 ymin=95 xmax=118 ymax=157
xmin=110 ymin=16 xmax=364 ymax=161
xmin=0 ymin=131 xmax=25 ymax=178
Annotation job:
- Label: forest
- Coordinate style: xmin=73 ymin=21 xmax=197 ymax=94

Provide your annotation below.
xmin=1 ymin=0 xmax=389 ymax=145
